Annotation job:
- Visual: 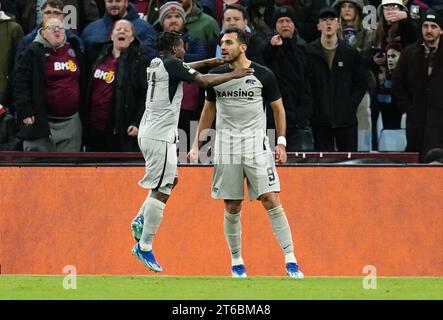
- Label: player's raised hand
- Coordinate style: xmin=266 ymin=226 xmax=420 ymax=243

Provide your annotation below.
xmin=232 ymin=67 xmax=255 ymax=79
xmin=187 ymin=147 xmax=199 ymax=163
xmin=275 ymin=144 xmax=287 ymax=164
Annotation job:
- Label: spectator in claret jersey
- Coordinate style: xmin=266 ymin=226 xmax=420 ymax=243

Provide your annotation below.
xmin=13 ymin=17 xmax=84 ymax=152
xmin=129 ymin=0 xmax=163 ymax=24
xmin=83 ymin=19 xmax=149 ymax=152
xmin=14 ymin=0 xmax=84 ymax=78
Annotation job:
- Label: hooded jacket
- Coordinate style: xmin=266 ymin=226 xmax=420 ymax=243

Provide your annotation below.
xmin=13 ymin=29 xmax=84 ymax=140
xmin=81 ymin=2 xmax=157 ymax=62
xmin=14 ymin=24 xmax=83 ymax=72
xmin=0 ymin=11 xmax=24 ymax=107
xmin=183 ymin=0 xmax=220 ymax=57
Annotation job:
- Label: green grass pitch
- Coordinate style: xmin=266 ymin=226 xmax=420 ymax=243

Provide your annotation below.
xmin=1 ymin=276 xmax=442 ymax=300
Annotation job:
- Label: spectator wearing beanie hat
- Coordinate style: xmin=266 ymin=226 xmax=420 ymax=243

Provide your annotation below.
xmin=262 ymin=5 xmax=313 ymax=151
xmin=158 ymin=1 xmax=187 ymax=26
xmin=273 ymin=0 xmax=328 ymax=44
xmin=392 ymin=7 xmax=443 ymax=161
xmin=272 ymin=5 xmax=307 ymax=44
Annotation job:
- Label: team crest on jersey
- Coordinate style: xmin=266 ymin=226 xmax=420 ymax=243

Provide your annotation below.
xmin=54 ymin=60 xmax=77 ymax=72
xmin=67 ymin=48 xmax=76 ymax=57
xmin=94 ymin=69 xmax=115 ymax=84
xmin=245 ymin=78 xmax=256 ymax=85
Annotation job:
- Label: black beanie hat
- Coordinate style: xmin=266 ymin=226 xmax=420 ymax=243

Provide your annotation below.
xmin=273 ymin=6 xmax=297 ymax=27
xmin=420 ymin=8 xmax=443 ymax=30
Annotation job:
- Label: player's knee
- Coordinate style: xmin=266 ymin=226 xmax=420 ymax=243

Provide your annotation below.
xmin=260 ymin=192 xmax=280 ymax=211
xmin=172 ymin=177 xmax=179 ymax=189
xmin=225 ymin=200 xmax=242 ymax=214
xmin=151 ymin=190 xmax=170 ymax=204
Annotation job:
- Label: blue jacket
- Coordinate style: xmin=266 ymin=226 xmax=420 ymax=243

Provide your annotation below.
xmin=15 ymin=26 xmax=83 ymax=68
xmin=181 ymin=32 xmax=207 ymax=62
xmin=81 ymin=3 xmax=157 ymax=61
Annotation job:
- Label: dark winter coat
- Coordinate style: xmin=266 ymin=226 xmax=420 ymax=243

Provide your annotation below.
xmin=307 ymin=39 xmax=368 ymax=128
xmin=83 ymin=39 xmax=148 ymax=140
xmin=13 ymin=37 xmax=85 ymax=140
xmin=0 ymin=111 xmax=21 ymax=151
xmin=261 ymin=36 xmax=312 ymax=130
xmin=0 ymin=11 xmax=23 ymax=107
xmin=392 ymin=39 xmax=443 ymax=160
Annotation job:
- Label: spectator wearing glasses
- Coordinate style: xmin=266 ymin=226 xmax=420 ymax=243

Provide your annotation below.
xmin=13 ymin=17 xmax=84 ymax=152
xmin=307 ymin=7 xmax=368 ymax=151
xmin=14 ymin=0 xmax=83 ymax=68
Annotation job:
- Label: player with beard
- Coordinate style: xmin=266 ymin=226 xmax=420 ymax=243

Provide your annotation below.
xmin=189 ymin=28 xmax=304 ymax=279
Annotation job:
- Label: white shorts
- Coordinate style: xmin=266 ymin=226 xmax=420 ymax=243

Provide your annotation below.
xmin=138 ymin=137 xmax=178 ymax=195
xmin=211 ymin=150 xmax=281 ymax=200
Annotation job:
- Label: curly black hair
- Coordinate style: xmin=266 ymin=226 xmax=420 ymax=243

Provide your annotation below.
xmin=155 ymin=31 xmax=183 ymax=53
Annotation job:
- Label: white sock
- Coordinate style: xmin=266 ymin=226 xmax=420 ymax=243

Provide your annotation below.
xmin=267 ymin=205 xmax=298 ymax=261
xmin=139 ymin=196 xmax=165 ymax=252
xmin=285 ymin=253 xmax=297 ymax=264
xmin=224 ymin=210 xmax=243 ymax=266
xmin=133 ymin=191 xmax=151 ymax=220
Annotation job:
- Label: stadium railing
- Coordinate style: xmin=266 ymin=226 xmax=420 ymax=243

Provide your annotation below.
xmin=0 ymin=151 xmax=420 ymax=165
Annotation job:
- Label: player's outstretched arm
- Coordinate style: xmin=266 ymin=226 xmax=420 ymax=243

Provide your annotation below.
xmin=192 ymin=67 xmax=254 ymax=88
xmin=187 ymin=57 xmax=224 ymax=71
xmin=270 ymin=98 xmax=287 ymax=164
xmin=188 ymin=99 xmax=216 ymax=163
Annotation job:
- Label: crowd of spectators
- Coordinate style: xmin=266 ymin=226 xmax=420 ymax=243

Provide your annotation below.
xmin=0 ymin=0 xmax=442 ymax=162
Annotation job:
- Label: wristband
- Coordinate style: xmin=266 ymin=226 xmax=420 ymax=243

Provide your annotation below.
xmin=277 ymin=136 xmax=287 ymax=147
